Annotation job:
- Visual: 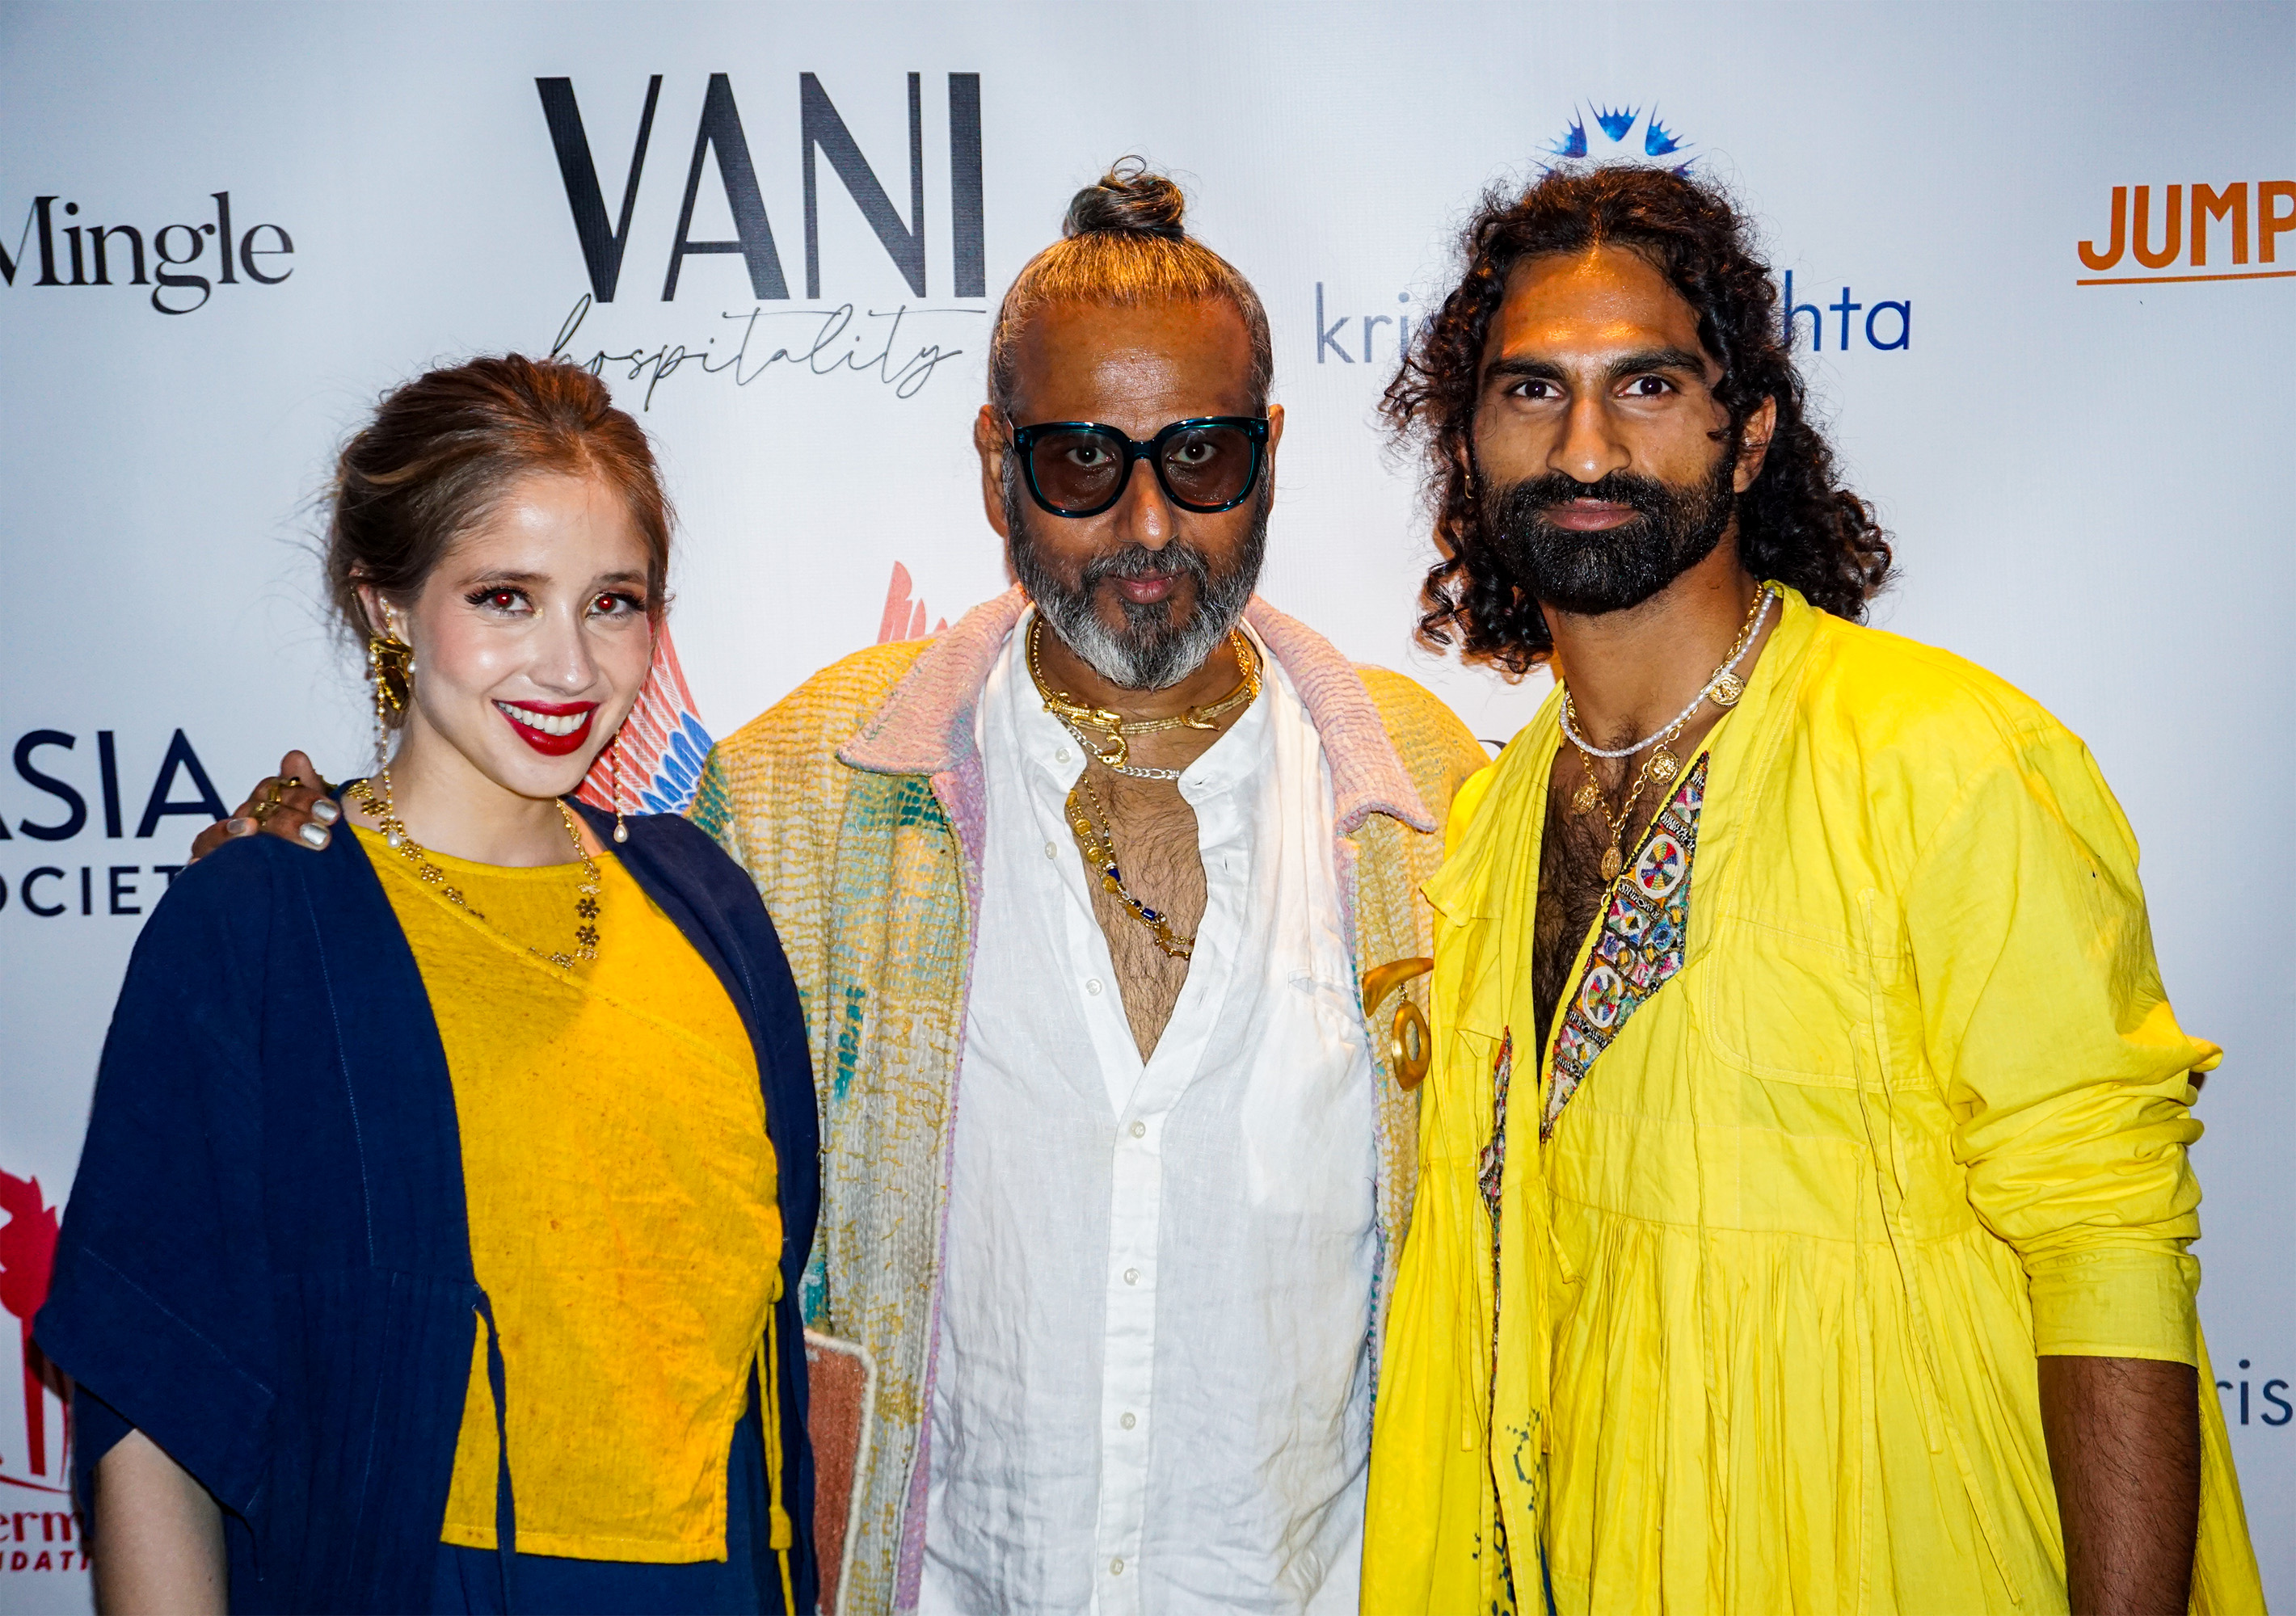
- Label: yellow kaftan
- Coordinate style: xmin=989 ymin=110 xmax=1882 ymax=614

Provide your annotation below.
xmin=356 ymin=828 xmax=782 ymax=1563
xmin=1363 ymin=587 xmax=2262 ymax=1614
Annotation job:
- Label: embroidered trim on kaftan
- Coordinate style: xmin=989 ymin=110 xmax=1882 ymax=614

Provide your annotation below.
xmin=1476 ymin=1032 xmax=1522 ymax=1613
xmin=1471 ymin=758 xmax=1711 ymax=1613
xmin=1541 ymin=755 xmax=1708 ymax=1141
xmin=1477 ymin=1029 xmax=1515 ymax=1286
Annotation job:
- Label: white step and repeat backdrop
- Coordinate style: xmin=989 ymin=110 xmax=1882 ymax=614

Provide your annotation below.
xmin=2 ymin=2 xmax=2290 ymax=1609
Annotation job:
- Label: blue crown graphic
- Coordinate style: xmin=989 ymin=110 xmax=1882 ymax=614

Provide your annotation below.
xmin=1542 ymin=101 xmax=1696 ymax=174
xmin=1592 ymin=104 xmax=1639 ymax=143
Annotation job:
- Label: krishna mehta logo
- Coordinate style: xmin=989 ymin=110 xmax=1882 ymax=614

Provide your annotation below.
xmin=1538 ymin=102 xmax=1917 ymax=356
xmin=1310 ymin=97 xmax=1700 ymax=370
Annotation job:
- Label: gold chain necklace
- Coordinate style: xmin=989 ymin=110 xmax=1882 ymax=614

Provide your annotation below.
xmin=1025 ymin=617 xmax=1258 ymax=959
xmin=1027 ymin=617 xmax=1260 ymax=774
xmin=1066 ymin=771 xmax=1194 ymax=960
xmin=1562 ymin=584 xmax=1774 ymax=882
xmin=351 ymin=769 xmax=603 ymax=970
xmin=1571 ymin=728 xmax=1686 ymax=882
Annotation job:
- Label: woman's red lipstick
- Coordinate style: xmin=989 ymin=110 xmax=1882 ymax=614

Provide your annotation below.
xmin=493 ymin=699 xmax=598 ymax=756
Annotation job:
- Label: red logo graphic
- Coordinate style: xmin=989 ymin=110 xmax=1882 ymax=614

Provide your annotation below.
xmin=877 ymin=562 xmax=946 ymax=644
xmin=0 ymin=1170 xmax=64 ymax=1485
xmin=0 ymin=1170 xmax=85 ymax=1576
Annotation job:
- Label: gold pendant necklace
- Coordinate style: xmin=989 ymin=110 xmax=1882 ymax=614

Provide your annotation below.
xmin=1578 ymin=747 xmax=1673 ymax=882
xmin=352 ymin=769 xmax=603 ymax=970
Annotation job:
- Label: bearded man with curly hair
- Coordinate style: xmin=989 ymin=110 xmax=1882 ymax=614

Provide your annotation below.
xmin=1363 ymin=166 xmax=2261 ymax=1616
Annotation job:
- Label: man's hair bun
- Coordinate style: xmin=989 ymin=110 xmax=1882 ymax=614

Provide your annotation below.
xmin=1064 ymin=159 xmax=1188 ymax=240
xmin=992 ymin=155 xmax=1270 ymax=416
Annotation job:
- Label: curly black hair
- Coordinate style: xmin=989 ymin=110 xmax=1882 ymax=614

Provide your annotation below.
xmin=1387 ymin=165 xmax=1893 ymax=672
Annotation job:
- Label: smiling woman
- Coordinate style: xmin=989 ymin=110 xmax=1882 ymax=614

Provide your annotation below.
xmin=326 ymin=357 xmax=671 ymax=816
xmin=34 ymin=356 xmax=822 ymax=1614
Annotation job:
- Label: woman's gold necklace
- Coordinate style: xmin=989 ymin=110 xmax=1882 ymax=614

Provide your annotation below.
xmin=1029 ymin=617 xmax=1261 ymax=779
xmin=351 ymin=768 xmax=603 ymax=970
xmin=1027 ymin=617 xmax=1262 ymax=959
xmin=1561 ymin=583 xmax=1776 ymax=882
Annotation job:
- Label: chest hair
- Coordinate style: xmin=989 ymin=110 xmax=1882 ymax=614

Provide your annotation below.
xmin=1531 ymin=772 xmax=1614 ymax=1065
xmin=1081 ymin=768 xmax=1207 ymax=1062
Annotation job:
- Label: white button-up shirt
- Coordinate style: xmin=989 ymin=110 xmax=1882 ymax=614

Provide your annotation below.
xmin=917 ymin=616 xmax=1378 ymax=1615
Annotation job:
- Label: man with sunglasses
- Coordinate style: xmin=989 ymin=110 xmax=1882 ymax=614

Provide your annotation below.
xmin=695 ymin=162 xmax=1484 ymax=1615
xmin=203 ymin=164 xmax=1485 ymax=1613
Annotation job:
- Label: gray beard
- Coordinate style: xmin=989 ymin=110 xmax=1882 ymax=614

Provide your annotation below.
xmin=1005 ymin=468 xmax=1266 ymax=691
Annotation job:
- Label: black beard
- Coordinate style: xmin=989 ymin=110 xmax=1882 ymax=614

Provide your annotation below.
xmin=1481 ymin=454 xmax=1738 ymax=617
xmin=1005 ymin=472 xmax=1268 ymax=691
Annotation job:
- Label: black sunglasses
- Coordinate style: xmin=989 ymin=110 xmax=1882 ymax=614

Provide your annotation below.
xmin=1009 ymin=416 xmax=1270 ymax=518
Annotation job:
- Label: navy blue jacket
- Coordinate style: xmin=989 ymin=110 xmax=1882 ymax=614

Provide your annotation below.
xmin=36 ymin=802 xmax=820 ymax=1614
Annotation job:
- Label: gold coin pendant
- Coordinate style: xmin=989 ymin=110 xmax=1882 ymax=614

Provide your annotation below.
xmin=1571 ymin=778 xmax=1605 ymax=814
xmin=1649 ymin=747 xmax=1681 ymax=785
xmin=1708 ymin=672 xmax=1746 ymax=709
xmin=1599 ymin=844 xmax=1624 ymax=882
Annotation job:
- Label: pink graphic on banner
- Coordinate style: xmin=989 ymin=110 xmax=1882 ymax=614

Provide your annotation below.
xmin=0 ymin=1171 xmax=65 ymax=1485
xmin=578 ymin=624 xmax=714 ymax=817
xmin=878 ymin=562 xmax=947 ymax=644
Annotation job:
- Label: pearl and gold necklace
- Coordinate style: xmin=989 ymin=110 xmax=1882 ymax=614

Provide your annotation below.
xmin=1560 ymin=583 xmax=1776 ymax=881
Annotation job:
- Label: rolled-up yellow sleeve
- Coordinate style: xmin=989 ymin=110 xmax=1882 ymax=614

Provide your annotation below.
xmin=1906 ymin=727 xmax=2217 ymax=1366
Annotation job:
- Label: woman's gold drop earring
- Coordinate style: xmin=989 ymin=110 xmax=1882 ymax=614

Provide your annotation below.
xmin=366 ymin=632 xmax=414 ymax=772
xmin=611 ymin=734 xmax=630 ymax=844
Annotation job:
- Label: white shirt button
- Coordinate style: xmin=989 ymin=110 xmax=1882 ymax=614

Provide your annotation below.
xmin=1130 ymin=1120 xmax=1147 ymax=1138
xmin=1055 ymin=747 xmax=1070 ymax=763
xmin=1086 ymin=978 xmax=1105 ymax=996
xmin=1044 ymin=841 xmax=1058 ymax=860
xmin=1123 ymin=1267 xmax=1140 ymax=1286
xmin=1110 ymin=1558 xmax=1126 ymax=1576
xmin=1120 ymin=1411 xmax=1137 ymax=1429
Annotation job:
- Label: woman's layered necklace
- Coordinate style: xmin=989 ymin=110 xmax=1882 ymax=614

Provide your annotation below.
xmin=1561 ymin=582 xmax=1776 ymax=882
xmin=351 ymin=769 xmax=604 ymax=970
xmin=1027 ymin=617 xmax=1262 ymax=961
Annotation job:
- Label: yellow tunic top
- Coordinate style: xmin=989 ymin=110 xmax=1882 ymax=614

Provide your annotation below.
xmin=356 ymin=827 xmax=783 ymax=1563
xmin=1363 ymin=589 xmax=2264 ymax=1615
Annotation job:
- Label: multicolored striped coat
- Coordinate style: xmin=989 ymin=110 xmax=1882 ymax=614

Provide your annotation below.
xmin=693 ymin=587 xmax=1488 ymax=1613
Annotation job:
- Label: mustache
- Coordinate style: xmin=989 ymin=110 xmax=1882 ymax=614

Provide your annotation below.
xmin=1080 ymin=541 xmax=1211 ymax=591
xmin=1508 ymin=469 xmax=1683 ymax=520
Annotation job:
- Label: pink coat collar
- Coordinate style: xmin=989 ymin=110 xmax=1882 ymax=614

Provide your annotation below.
xmin=837 ymin=586 xmax=1434 ymax=836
